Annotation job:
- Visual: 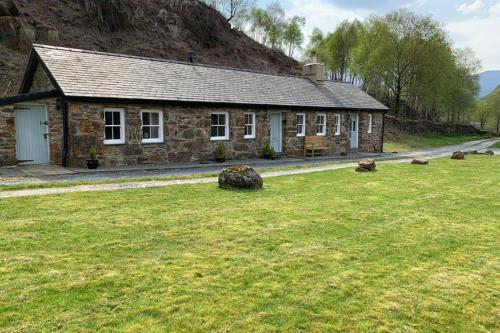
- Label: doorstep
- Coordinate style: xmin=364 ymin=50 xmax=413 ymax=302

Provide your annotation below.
xmin=17 ymin=164 xmax=77 ymax=177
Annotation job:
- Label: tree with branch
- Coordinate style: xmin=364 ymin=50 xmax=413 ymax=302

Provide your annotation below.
xmin=203 ymin=0 xmax=255 ymax=24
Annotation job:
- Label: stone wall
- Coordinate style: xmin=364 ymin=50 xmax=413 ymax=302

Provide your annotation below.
xmin=66 ymin=102 xmax=385 ymax=167
xmin=358 ymin=112 xmax=384 ymax=152
xmin=0 ymin=105 xmax=16 ymax=166
xmin=46 ymin=99 xmax=63 ymax=164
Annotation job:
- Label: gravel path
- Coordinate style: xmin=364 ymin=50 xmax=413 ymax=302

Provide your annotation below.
xmin=0 ymin=139 xmax=498 ymax=199
xmin=0 ymin=163 xmax=362 ymax=199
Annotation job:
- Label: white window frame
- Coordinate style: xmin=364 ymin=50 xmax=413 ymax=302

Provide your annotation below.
xmin=368 ymin=114 xmax=373 ymax=134
xmin=334 ymin=114 xmax=341 ymax=136
xmin=316 ymin=113 xmax=326 ymax=136
xmin=103 ymin=108 xmax=125 ymax=145
xmin=244 ymin=112 xmax=256 ymax=139
xmin=210 ymin=112 xmax=229 ymax=141
xmin=141 ymin=109 xmax=164 ymax=144
xmin=296 ymin=113 xmax=306 ymax=137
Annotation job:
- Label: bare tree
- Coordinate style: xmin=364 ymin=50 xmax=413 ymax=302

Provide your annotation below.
xmin=202 ymin=0 xmax=255 ymax=24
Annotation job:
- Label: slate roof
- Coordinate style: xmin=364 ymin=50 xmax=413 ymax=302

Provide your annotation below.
xmin=29 ymin=44 xmax=388 ymax=111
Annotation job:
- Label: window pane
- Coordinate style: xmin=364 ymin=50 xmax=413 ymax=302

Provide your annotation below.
xmin=219 ymin=114 xmax=226 ymax=126
xmin=211 ymin=126 xmax=218 ymax=137
xmin=113 ymin=126 xmax=121 ymax=140
xmin=151 ymin=127 xmax=159 ymax=139
xmin=151 ymin=112 xmax=160 ymax=125
xmin=143 ymin=126 xmax=151 ymax=139
xmin=105 ymin=112 xmax=113 ymax=125
xmin=245 ymin=125 xmax=253 ymax=136
xmin=246 ymin=114 xmax=254 ymax=126
xmin=105 ymin=127 xmax=113 ymax=140
xmin=143 ymin=112 xmax=150 ymax=125
xmin=211 ymin=114 xmax=218 ymax=126
xmin=113 ymin=112 xmax=121 ymax=125
xmin=218 ymin=126 xmax=226 ymax=137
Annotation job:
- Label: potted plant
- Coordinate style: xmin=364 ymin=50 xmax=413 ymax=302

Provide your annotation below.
xmin=269 ymin=146 xmax=276 ymax=160
xmin=263 ymin=140 xmax=272 ymax=159
xmin=215 ymin=142 xmax=226 ymax=163
xmin=86 ymin=145 xmax=99 ymax=169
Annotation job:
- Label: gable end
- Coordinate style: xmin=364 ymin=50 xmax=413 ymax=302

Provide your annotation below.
xmin=19 ymin=49 xmax=61 ymax=95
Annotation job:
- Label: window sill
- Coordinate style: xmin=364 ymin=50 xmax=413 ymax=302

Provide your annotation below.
xmin=244 ymin=136 xmax=256 ymax=139
xmin=103 ymin=140 xmax=125 ymax=145
xmin=210 ymin=137 xmax=229 ymax=141
xmin=316 ymin=133 xmax=326 ymax=137
xmin=297 ymin=134 xmax=305 ymax=137
xmin=142 ymin=140 xmax=164 ymax=144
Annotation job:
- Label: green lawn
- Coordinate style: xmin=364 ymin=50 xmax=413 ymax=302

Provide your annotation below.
xmin=384 ymin=133 xmax=484 ymax=152
xmin=490 ymin=141 xmax=500 ymax=149
xmin=1 ymin=156 xmax=499 ymax=332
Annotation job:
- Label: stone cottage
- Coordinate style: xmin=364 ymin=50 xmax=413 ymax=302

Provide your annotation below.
xmin=0 ymin=44 xmax=388 ymax=167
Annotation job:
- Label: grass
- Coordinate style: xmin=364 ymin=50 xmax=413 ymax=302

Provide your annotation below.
xmin=384 ymin=133 xmax=484 ymax=152
xmin=1 ymin=156 xmax=499 ymax=332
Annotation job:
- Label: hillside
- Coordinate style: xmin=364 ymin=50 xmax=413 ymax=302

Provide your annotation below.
xmin=479 ymin=70 xmax=500 ymax=98
xmin=0 ymin=0 xmax=299 ymax=97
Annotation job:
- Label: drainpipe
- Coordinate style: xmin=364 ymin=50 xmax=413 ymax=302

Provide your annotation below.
xmin=381 ymin=113 xmax=385 ymax=153
xmin=61 ymin=99 xmax=69 ymax=167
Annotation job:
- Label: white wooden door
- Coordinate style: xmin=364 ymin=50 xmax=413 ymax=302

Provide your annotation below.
xmin=14 ymin=105 xmax=49 ymax=164
xmin=270 ymin=113 xmax=282 ymax=153
xmin=350 ymin=115 xmax=359 ymax=149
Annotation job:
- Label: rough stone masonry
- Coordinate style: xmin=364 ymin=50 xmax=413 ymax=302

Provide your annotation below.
xmin=0 ymin=99 xmax=384 ymax=167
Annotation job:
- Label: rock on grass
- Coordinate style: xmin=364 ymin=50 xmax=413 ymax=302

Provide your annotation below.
xmin=218 ymin=165 xmax=263 ymax=189
xmin=355 ymin=159 xmax=376 ymax=172
xmin=411 ymin=159 xmax=429 ymax=165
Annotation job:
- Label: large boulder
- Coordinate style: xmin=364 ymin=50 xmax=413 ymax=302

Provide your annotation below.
xmin=411 ymin=158 xmax=428 ymax=165
xmin=218 ymin=165 xmax=263 ymax=189
xmin=451 ymin=151 xmax=465 ymax=160
xmin=355 ymin=159 xmax=376 ymax=172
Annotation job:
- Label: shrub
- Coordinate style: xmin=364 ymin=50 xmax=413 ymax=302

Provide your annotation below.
xmin=269 ymin=147 xmax=276 ymax=160
xmin=216 ymin=142 xmax=225 ymax=160
xmin=263 ymin=140 xmax=272 ymax=157
xmin=89 ymin=146 xmax=97 ymax=160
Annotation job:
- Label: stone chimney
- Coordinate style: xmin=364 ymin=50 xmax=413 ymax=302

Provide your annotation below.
xmin=303 ymin=55 xmax=325 ymax=84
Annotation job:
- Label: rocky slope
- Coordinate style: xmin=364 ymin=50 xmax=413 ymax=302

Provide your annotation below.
xmin=0 ymin=0 xmax=299 ymax=97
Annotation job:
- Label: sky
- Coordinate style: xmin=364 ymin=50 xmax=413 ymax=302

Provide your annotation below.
xmin=257 ymin=0 xmax=500 ymax=71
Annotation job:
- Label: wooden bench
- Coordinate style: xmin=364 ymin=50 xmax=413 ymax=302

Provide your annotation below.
xmin=304 ymin=136 xmax=329 ymax=157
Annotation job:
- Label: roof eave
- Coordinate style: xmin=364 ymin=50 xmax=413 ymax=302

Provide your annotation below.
xmin=65 ymin=95 xmax=389 ymax=111
xmin=0 ymin=90 xmax=61 ymax=107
